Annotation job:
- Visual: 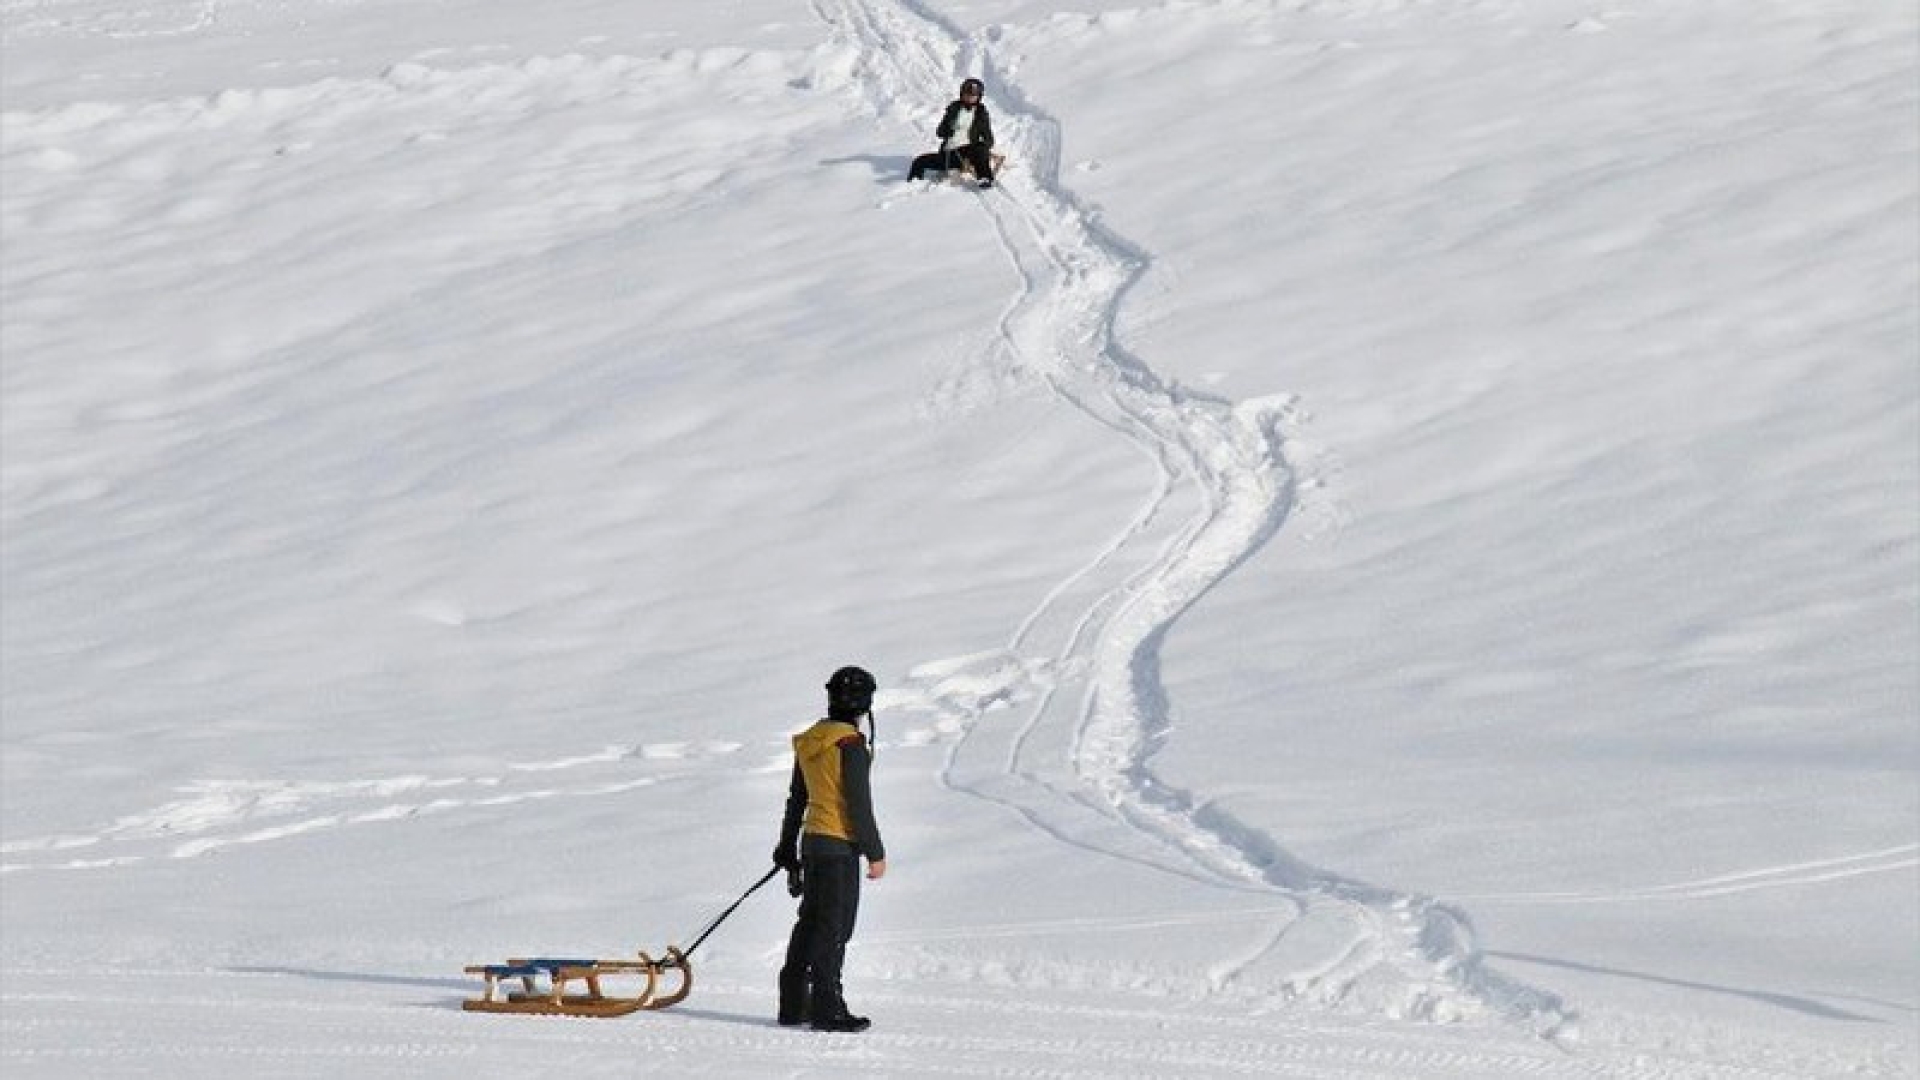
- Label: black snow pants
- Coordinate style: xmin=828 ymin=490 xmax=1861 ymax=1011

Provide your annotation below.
xmin=909 ymin=143 xmax=994 ymax=182
xmin=779 ymin=843 xmax=862 ymax=1020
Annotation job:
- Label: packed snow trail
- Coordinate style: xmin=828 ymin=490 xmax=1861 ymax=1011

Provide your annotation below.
xmin=817 ymin=0 xmax=1567 ymax=1034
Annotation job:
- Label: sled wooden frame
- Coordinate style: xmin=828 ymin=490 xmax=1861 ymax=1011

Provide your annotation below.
xmin=462 ymin=947 xmax=692 ymax=1017
xmin=950 ymin=151 xmax=1007 ymax=184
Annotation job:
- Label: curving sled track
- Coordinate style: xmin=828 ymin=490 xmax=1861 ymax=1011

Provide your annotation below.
xmin=815 ymin=0 xmax=1568 ymax=1035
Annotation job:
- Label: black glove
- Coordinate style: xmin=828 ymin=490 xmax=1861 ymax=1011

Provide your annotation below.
xmin=772 ymin=845 xmax=799 ymax=872
xmin=786 ymin=866 xmax=805 ymax=898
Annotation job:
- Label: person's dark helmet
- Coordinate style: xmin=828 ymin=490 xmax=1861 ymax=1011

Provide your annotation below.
xmin=959 ymin=78 xmax=984 ymax=98
xmin=825 ymin=666 xmax=877 ymax=716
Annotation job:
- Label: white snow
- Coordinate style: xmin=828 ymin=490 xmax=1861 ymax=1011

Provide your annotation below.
xmin=3 ymin=0 xmax=1915 ymax=1076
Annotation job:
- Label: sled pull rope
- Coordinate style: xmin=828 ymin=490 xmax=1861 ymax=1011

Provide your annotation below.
xmin=680 ymin=866 xmax=781 ymax=961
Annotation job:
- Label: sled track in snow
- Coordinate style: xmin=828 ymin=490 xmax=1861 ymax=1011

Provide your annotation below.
xmin=817 ymin=0 xmax=1568 ymax=1036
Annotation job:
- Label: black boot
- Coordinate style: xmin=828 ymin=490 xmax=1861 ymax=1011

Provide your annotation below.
xmin=810 ymin=1009 xmax=871 ymax=1033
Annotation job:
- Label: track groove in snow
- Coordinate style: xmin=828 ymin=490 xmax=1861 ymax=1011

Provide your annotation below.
xmin=1454 ymin=843 xmax=1920 ymax=904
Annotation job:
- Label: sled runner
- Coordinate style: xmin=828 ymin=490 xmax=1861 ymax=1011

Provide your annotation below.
xmin=461 ymin=947 xmax=691 ymax=1017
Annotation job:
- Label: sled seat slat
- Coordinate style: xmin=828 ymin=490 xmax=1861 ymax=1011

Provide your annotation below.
xmin=522 ymin=957 xmax=597 ymax=972
xmin=466 ymin=958 xmax=595 ymax=980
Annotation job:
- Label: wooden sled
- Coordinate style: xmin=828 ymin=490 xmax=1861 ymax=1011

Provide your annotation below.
xmin=462 ymin=947 xmax=692 ymax=1017
xmin=951 ymin=151 xmax=1007 ymax=185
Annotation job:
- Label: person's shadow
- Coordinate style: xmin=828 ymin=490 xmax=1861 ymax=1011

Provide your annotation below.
xmin=225 ymin=966 xmax=780 ymax=1025
xmin=657 ymin=1006 xmax=787 ymax=1029
xmin=225 ymin=965 xmax=472 ymax=1011
xmin=822 ymin=154 xmax=913 ymax=185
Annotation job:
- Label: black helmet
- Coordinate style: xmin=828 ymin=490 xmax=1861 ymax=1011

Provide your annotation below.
xmin=825 ymin=665 xmax=877 ymax=717
xmin=959 ymin=78 xmax=984 ymax=98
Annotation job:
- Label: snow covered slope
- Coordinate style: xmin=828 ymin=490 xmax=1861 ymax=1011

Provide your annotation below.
xmin=4 ymin=0 xmax=1914 ymax=1076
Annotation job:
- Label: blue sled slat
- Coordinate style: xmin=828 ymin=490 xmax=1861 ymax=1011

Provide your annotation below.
xmin=483 ymin=958 xmax=595 ymax=979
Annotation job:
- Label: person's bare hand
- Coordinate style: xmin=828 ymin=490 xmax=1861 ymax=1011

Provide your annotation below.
xmin=867 ymin=859 xmax=887 ymax=880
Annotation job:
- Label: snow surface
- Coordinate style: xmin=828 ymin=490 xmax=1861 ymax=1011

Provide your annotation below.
xmin=3 ymin=0 xmax=1916 ymax=1076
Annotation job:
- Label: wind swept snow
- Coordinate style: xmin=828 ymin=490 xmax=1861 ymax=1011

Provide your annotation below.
xmin=3 ymin=0 xmax=1915 ymax=1077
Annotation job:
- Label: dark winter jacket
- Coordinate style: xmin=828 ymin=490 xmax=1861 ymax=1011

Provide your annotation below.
xmin=935 ymin=101 xmax=995 ymax=150
xmin=778 ymin=720 xmax=886 ymax=863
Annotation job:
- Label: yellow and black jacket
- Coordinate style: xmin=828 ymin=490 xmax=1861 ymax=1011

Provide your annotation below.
xmin=778 ymin=720 xmax=885 ymax=862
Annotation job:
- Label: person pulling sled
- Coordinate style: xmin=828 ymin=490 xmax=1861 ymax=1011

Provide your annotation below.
xmin=908 ymin=78 xmax=998 ymax=188
xmin=773 ymin=666 xmax=887 ymax=1032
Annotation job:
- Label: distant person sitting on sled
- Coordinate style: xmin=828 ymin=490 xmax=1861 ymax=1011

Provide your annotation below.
xmin=907 ymin=77 xmax=998 ymax=188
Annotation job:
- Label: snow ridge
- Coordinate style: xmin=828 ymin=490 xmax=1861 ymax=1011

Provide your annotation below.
xmin=819 ymin=0 xmax=1568 ymax=1036
xmin=0 ymin=741 xmax=750 ymax=873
